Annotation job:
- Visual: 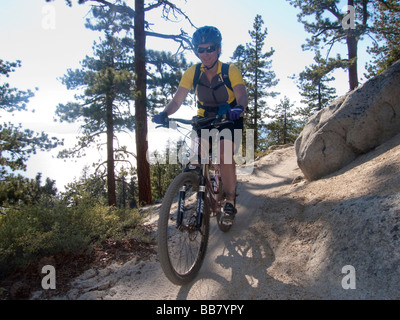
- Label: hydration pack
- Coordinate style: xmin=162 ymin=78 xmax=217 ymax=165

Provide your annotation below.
xmin=192 ymin=62 xmax=233 ymax=92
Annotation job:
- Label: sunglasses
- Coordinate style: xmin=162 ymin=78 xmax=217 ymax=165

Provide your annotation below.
xmin=196 ymin=45 xmax=217 ymax=54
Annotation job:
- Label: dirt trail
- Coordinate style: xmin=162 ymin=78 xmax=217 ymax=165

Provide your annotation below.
xmin=32 ymin=134 xmax=400 ymax=300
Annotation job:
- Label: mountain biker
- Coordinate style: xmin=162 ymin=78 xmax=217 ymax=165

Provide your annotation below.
xmin=152 ymin=26 xmax=248 ymax=224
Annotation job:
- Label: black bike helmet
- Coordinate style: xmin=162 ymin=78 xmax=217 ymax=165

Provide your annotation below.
xmin=192 ymin=26 xmax=222 ymax=48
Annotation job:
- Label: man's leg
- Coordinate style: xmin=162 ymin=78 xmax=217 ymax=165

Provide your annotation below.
xmin=219 ymin=139 xmax=237 ymax=221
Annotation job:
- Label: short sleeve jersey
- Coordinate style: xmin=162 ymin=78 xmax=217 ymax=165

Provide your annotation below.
xmin=179 ymin=61 xmax=245 ymax=107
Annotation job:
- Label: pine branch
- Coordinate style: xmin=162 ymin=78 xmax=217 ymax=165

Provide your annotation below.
xmin=88 ymin=0 xmax=135 ymax=18
xmin=146 ymin=30 xmax=193 ymax=50
xmin=144 ymin=0 xmax=196 ymax=28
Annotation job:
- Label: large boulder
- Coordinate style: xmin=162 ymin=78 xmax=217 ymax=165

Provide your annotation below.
xmin=295 ymin=60 xmax=400 ymax=181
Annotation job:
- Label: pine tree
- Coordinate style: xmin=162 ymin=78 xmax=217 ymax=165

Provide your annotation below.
xmin=1 ymin=60 xmax=59 ymax=177
xmin=146 ymin=50 xmax=190 ymax=113
xmin=149 ymin=138 xmax=183 ymax=202
xmin=55 ymin=7 xmax=135 ymax=206
xmin=232 ymin=15 xmax=279 ymax=151
xmin=287 ymin=0 xmax=373 ymax=91
xmin=365 ymin=0 xmax=400 ymax=77
xmin=48 ymin=0 xmax=195 ymax=205
xmin=266 ymin=97 xmax=298 ymax=146
xmin=0 ymin=173 xmax=57 ymax=206
xmin=295 ymin=51 xmax=342 ymax=114
xmin=0 ymin=60 xmax=35 ymax=113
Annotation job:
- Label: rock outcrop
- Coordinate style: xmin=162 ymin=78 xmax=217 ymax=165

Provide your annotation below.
xmin=295 ymin=60 xmax=400 ymax=181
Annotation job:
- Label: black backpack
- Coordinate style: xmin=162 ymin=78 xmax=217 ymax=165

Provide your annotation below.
xmin=192 ymin=62 xmax=233 ymax=92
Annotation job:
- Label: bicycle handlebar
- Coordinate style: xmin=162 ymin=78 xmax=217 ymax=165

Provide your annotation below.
xmin=155 ymin=115 xmax=233 ymax=130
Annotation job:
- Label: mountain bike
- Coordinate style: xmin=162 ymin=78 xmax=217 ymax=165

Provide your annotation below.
xmin=155 ymin=115 xmax=235 ymax=285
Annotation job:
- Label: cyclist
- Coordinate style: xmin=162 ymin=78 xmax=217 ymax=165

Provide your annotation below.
xmin=153 ymin=26 xmax=248 ymax=224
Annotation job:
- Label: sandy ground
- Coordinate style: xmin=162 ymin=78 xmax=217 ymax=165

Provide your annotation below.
xmin=32 ymin=133 xmax=400 ymax=300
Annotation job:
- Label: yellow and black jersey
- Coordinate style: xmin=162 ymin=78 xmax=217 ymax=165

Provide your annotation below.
xmin=179 ymin=61 xmax=245 ymax=109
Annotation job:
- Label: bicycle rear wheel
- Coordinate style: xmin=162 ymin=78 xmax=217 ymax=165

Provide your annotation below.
xmin=157 ymin=172 xmax=210 ymax=285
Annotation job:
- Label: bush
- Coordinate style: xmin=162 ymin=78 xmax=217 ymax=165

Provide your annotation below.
xmin=0 ymin=197 xmax=147 ymax=277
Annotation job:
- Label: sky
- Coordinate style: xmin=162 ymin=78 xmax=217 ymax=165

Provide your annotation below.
xmin=1 ymin=0 xmax=375 ymax=192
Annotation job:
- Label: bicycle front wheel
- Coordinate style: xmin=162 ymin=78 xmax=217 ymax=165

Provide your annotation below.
xmin=157 ymin=172 xmax=210 ymax=285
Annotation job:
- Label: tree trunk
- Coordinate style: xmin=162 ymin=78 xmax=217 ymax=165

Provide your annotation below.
xmin=283 ymin=108 xmax=288 ymax=144
xmin=347 ymin=0 xmax=359 ymax=91
xmin=134 ymin=0 xmax=152 ymax=205
xmin=254 ymin=44 xmax=259 ymax=150
xmin=347 ymin=34 xmax=359 ymax=90
xmin=254 ymin=88 xmax=258 ymax=149
xmin=106 ymin=92 xmax=117 ymax=206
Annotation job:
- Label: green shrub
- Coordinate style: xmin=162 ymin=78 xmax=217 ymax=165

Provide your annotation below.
xmin=0 ymin=198 xmax=147 ymax=277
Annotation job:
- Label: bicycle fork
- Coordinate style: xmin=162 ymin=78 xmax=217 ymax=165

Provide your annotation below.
xmin=176 ymin=176 xmax=206 ymax=230
xmin=195 ymin=175 xmax=206 ymax=229
xmin=176 ymin=185 xmax=186 ymax=228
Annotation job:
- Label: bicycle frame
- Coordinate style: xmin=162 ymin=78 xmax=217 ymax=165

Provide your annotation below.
xmin=179 ymin=149 xmax=225 ymax=230
xmin=159 ymin=116 xmax=231 ymax=230
xmin=204 ymin=162 xmax=225 ymax=216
